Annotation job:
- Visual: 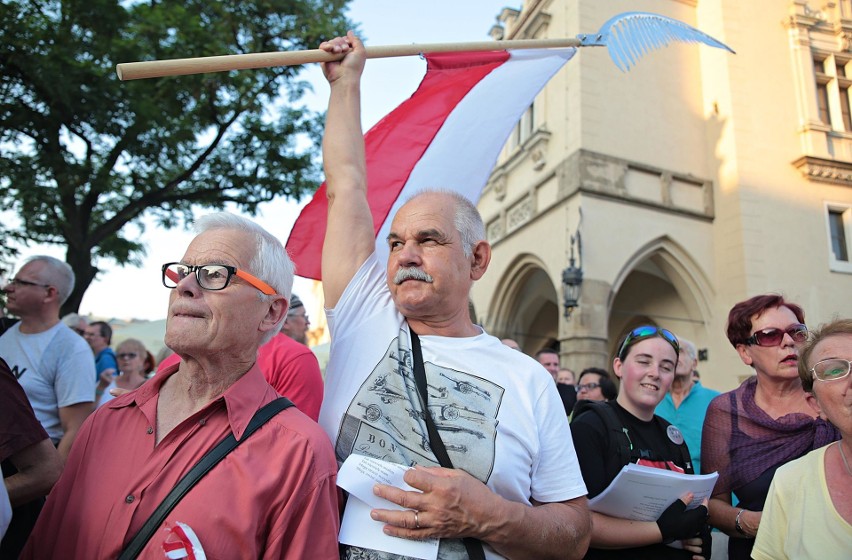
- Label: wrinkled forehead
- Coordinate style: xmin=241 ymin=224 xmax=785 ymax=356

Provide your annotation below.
xmin=183 ymin=229 xmax=255 ymax=268
xmin=810 ymin=333 xmax=852 ymax=363
xmin=391 ymin=193 xmax=457 ymax=235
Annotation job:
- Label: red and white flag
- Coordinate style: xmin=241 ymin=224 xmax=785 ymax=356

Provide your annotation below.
xmin=286 ymin=47 xmax=576 ymax=280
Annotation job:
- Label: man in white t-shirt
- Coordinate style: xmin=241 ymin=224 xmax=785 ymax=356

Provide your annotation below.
xmin=318 ymin=33 xmax=591 ymax=560
xmin=0 ymin=256 xmax=95 ymax=461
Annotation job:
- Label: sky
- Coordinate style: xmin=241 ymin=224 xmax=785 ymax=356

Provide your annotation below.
xmin=9 ymin=0 xmax=516 ymax=321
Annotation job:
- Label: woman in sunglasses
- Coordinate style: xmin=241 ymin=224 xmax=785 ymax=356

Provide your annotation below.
xmin=95 ymin=338 xmax=150 ymax=407
xmin=571 ymin=326 xmax=710 ymax=559
xmin=752 ymin=318 xmax=852 ymax=559
xmin=702 ymin=294 xmax=840 ymax=560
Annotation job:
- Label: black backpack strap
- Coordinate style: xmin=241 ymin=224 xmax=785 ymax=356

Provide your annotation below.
xmin=571 ymin=400 xmax=635 ymax=478
xmin=118 ymin=397 xmax=294 ymax=560
xmin=410 ymin=329 xmax=485 ymax=560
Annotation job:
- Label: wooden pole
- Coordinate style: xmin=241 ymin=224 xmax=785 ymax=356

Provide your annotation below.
xmin=115 ymin=38 xmax=582 ymax=81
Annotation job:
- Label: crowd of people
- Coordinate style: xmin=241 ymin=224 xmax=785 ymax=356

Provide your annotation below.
xmin=1 ymin=31 xmax=850 ymax=559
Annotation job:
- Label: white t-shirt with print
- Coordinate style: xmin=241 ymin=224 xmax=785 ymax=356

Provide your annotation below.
xmin=319 ymin=253 xmax=587 ymax=560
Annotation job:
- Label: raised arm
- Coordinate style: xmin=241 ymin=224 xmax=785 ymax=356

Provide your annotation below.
xmin=320 ymin=32 xmax=376 ymax=307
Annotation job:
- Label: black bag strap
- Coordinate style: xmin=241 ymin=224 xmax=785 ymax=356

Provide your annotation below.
xmin=118 ymin=397 xmax=295 ymax=560
xmin=572 ymin=400 xmax=636 ymax=481
xmin=410 ymin=330 xmax=485 ymax=560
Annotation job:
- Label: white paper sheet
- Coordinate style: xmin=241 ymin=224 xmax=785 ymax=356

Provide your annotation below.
xmin=588 ymin=463 xmax=718 ymax=521
xmin=337 ymin=454 xmax=440 ymax=560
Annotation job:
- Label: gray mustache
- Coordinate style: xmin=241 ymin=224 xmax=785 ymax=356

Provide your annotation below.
xmin=393 ymin=267 xmax=434 ymax=285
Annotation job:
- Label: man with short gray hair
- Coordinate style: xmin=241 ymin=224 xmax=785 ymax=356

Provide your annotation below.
xmin=23 ymin=213 xmax=339 ymax=559
xmin=655 ymin=336 xmax=720 ymax=473
xmin=281 ymin=293 xmax=310 ymax=344
xmin=319 ymin=33 xmax=590 ymax=560
xmin=0 ymin=256 xmax=95 ymax=461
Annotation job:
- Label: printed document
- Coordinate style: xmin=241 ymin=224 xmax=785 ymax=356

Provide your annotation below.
xmin=337 ymin=454 xmax=440 ymax=560
xmin=589 ymin=463 xmax=718 ymax=521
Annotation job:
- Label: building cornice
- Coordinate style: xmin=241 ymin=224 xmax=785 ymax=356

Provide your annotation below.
xmin=792 ymin=154 xmax=852 ymax=185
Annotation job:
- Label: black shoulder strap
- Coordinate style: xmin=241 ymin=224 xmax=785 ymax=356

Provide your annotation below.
xmin=118 ymin=397 xmax=294 ymax=560
xmin=571 ymin=400 xmax=634 ymax=471
xmin=410 ymin=330 xmax=485 ymax=560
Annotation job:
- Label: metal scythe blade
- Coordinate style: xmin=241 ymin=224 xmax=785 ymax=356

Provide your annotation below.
xmin=577 ymin=11 xmax=735 ymax=72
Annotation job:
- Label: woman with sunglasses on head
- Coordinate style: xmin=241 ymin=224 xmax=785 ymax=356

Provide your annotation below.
xmin=571 ymin=326 xmax=710 ymax=559
xmin=95 ymin=338 xmax=149 ymax=407
xmin=701 ymin=294 xmax=840 ymax=560
xmin=751 ymin=318 xmax=852 ymax=559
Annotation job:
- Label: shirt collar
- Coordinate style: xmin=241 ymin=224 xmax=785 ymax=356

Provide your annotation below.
xmin=108 ymin=360 xmax=272 ymax=440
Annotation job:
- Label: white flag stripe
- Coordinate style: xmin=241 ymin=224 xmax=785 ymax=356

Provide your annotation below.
xmin=373 ymin=48 xmax=575 ymax=264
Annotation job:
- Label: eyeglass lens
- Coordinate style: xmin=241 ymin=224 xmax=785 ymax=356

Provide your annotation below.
xmin=576 ymin=383 xmax=600 ymax=392
xmin=752 ymin=324 xmax=807 ymax=346
xmin=812 ymin=358 xmax=851 ymax=381
xmin=163 ymin=264 xmax=232 ymax=290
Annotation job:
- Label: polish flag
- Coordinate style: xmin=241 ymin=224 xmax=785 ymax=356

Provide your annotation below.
xmin=285 ymin=48 xmax=575 ymax=280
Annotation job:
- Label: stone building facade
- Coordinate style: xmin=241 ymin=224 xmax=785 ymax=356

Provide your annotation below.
xmin=470 ymin=0 xmax=852 ymax=390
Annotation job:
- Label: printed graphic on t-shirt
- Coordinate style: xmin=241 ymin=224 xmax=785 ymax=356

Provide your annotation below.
xmin=335 ymin=329 xmax=504 ymax=483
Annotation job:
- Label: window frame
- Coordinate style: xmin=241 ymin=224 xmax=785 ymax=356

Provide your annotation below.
xmin=825 ymin=202 xmax=852 ymax=273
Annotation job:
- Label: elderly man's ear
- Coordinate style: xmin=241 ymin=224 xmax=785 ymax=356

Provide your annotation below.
xmin=260 ymin=296 xmax=289 ymax=335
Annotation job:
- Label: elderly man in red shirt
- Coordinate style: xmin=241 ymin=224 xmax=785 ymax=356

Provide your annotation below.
xmin=22 ymin=212 xmax=340 ymax=559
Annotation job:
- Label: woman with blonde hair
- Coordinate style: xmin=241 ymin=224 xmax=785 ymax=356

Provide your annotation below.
xmin=752 ymin=318 xmax=852 ymax=559
xmin=95 ymin=338 xmax=149 ymax=407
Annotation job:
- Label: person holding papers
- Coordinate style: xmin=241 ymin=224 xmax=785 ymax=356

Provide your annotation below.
xmin=752 ymin=318 xmax=852 ymax=559
xmin=571 ymin=326 xmax=710 ymax=559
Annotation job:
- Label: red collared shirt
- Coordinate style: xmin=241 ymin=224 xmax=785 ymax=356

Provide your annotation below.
xmin=22 ymin=363 xmax=340 ymax=559
xmin=158 ymin=333 xmax=324 ymax=421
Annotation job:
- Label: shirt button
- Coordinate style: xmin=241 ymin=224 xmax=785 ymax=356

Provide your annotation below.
xmin=125 ymin=494 xmax=135 ymax=504
xmin=146 ymin=426 xmax=153 ymax=434
xmin=199 ymin=419 xmax=206 ymax=426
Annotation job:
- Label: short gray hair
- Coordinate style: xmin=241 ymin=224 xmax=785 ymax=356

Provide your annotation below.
xmin=23 ymin=255 xmax=75 ymax=305
xmin=193 ymin=212 xmax=294 ymax=344
xmin=62 ymin=312 xmax=88 ymax=329
xmin=678 ymin=337 xmax=697 ymax=362
xmin=408 ymin=190 xmax=486 ymax=257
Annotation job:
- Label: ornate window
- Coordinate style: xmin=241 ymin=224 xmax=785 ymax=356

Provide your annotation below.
xmin=789 ymin=3 xmax=852 ymax=185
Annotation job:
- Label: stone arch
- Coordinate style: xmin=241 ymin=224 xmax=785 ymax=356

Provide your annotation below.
xmin=487 ymin=253 xmax=560 ymax=354
xmin=607 ymin=236 xmax=714 ymax=360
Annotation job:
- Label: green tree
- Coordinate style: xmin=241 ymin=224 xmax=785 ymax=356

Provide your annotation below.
xmin=0 ymin=0 xmax=352 ymax=314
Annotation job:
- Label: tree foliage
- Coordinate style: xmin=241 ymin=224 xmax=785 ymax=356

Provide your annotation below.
xmin=0 ymin=0 xmax=352 ymax=314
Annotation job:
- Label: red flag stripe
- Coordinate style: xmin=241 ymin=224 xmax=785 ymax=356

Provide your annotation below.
xmin=286 ymin=48 xmax=575 ymax=280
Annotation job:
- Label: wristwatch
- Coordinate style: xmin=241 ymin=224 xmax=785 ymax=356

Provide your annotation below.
xmin=734 ymin=508 xmax=749 ymax=536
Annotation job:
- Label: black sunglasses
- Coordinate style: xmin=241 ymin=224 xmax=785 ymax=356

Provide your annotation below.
xmin=743 ymin=324 xmax=807 ymax=347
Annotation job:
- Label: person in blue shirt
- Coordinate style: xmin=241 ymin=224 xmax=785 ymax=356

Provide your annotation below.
xmin=84 ymin=321 xmax=117 ymax=383
xmin=655 ymin=337 xmax=719 ymax=474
